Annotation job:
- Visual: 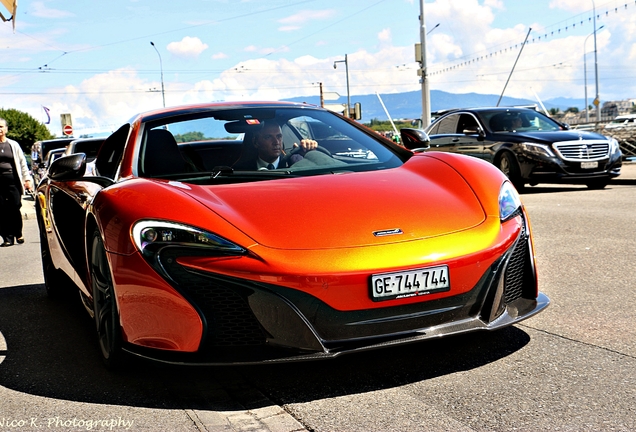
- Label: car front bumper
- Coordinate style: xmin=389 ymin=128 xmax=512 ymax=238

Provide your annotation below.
xmin=121 ymin=215 xmax=549 ymax=365
xmin=519 ymin=150 xmax=622 ymax=184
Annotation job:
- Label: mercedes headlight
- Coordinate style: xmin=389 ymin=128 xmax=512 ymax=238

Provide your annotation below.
xmin=520 ymin=142 xmax=555 ymax=157
xmin=608 ymin=137 xmax=620 ymax=155
xmin=499 ymin=182 xmax=522 ymax=221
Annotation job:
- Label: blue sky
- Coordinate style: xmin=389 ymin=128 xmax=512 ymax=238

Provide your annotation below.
xmin=1 ymin=0 xmax=635 ymax=136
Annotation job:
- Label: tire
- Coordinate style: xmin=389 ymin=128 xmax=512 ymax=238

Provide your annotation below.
xmin=90 ymin=228 xmax=125 ymax=368
xmin=497 ymin=152 xmax=525 ymax=191
xmin=586 ymin=179 xmax=609 ymax=190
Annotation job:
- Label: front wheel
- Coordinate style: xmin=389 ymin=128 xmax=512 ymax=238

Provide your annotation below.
xmin=497 ymin=152 xmax=524 ymax=191
xmin=90 ymin=228 xmax=124 ymax=368
xmin=586 ymin=179 xmax=609 ymax=189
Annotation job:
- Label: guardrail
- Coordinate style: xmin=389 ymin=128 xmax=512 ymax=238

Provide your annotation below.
xmin=601 ymin=128 xmax=636 ymax=158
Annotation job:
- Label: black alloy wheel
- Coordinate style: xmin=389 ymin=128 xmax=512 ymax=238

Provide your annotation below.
xmin=497 ymin=151 xmax=524 ymax=191
xmin=90 ymin=228 xmax=124 ymax=368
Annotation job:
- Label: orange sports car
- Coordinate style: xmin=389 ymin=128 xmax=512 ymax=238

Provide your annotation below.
xmin=36 ymin=102 xmax=549 ymax=367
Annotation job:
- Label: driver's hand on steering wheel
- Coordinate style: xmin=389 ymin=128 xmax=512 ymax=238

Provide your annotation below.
xmin=293 ymin=139 xmax=318 ymax=154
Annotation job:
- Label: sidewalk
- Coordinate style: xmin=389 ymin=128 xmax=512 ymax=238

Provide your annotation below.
xmin=21 ymin=193 xmax=37 ymax=221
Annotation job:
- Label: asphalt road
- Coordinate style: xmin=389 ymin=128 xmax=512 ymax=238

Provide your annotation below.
xmin=0 ymin=180 xmax=635 ymax=431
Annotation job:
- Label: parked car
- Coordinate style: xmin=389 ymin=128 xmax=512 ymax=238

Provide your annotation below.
xmin=423 ymin=107 xmax=622 ymax=190
xmin=63 ymin=137 xmax=106 ymax=176
xmin=43 ymin=148 xmax=66 ymax=172
xmin=604 ymin=114 xmax=636 ymax=130
xmin=32 ymin=138 xmax=75 ymax=185
xmin=36 ymin=101 xmax=548 ymax=367
xmin=63 ymin=137 xmax=105 ymax=162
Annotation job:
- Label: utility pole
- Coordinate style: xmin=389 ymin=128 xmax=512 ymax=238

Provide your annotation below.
xmin=592 ymin=0 xmax=601 ymax=125
xmin=584 ymin=25 xmax=603 ymax=123
xmin=334 ymin=55 xmax=351 ymax=117
xmin=419 ymin=0 xmax=431 ymax=127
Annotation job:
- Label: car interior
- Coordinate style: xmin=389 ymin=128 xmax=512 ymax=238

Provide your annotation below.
xmin=136 ymin=108 xmax=405 ymax=180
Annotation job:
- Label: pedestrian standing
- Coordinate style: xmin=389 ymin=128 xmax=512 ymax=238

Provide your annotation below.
xmin=0 ymin=117 xmax=33 ymax=247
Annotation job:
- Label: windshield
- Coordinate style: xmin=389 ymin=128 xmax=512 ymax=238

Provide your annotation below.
xmin=480 ymin=109 xmax=562 ymax=133
xmin=138 ymin=107 xmax=404 ymax=183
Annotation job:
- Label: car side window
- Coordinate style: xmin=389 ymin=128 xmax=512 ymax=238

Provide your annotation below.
xmin=435 ymin=114 xmax=460 ymax=135
xmin=457 ymin=114 xmax=479 ymax=133
xmin=95 ymin=124 xmax=130 ymax=179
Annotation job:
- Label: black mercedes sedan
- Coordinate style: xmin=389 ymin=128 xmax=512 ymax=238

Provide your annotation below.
xmin=424 ymin=107 xmax=622 ymax=190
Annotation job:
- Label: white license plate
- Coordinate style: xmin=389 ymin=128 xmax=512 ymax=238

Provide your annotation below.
xmin=371 ymin=265 xmax=450 ymax=301
xmin=581 ymin=161 xmax=598 ymax=169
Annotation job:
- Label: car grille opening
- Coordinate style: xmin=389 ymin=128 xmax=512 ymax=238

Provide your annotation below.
xmin=553 ymin=141 xmax=609 ymax=161
xmin=182 ymin=277 xmax=266 ymax=347
xmin=503 ymin=221 xmax=527 ymax=304
xmin=158 ymin=249 xmax=266 ymax=348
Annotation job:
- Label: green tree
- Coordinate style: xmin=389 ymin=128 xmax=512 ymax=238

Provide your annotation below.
xmin=0 ymin=108 xmax=54 ymax=152
xmin=548 ymin=108 xmax=561 ymax=116
xmin=565 ymin=107 xmax=579 ymax=114
xmin=174 ymin=131 xmax=205 ymax=143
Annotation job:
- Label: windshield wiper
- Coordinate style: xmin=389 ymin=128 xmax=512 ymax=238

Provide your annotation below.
xmin=176 ymin=166 xmax=297 ymax=182
xmin=210 ymin=166 xmax=234 ymax=178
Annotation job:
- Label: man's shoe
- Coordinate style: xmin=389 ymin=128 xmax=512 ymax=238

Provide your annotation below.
xmin=1 ymin=240 xmax=13 ymax=247
xmin=16 ymin=237 xmax=24 ymax=244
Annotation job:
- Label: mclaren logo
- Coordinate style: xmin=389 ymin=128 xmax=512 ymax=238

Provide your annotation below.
xmin=373 ymin=228 xmax=403 ymax=237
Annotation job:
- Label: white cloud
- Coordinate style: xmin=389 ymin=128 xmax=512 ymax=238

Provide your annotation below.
xmin=29 ymin=1 xmax=74 ymax=19
xmin=27 ymin=69 xmax=161 ymax=136
xmin=548 ymin=0 xmax=588 ymax=13
xmin=278 ymin=9 xmax=336 ymax=25
xmin=166 ymin=37 xmax=208 ymax=59
xmin=9 ymin=0 xmax=636 ymax=136
xmin=378 ymin=28 xmax=391 ymax=43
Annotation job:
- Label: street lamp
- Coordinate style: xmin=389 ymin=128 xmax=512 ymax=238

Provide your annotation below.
xmin=418 ymin=0 xmax=431 ymax=127
xmin=333 ymin=54 xmax=351 ymax=117
xmin=591 ymin=0 xmax=601 ymax=125
xmin=584 ymin=25 xmax=604 ymax=123
xmin=150 ymin=41 xmax=166 ymax=107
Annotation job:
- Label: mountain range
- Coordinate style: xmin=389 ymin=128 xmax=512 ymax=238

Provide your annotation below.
xmin=285 ymin=90 xmax=586 ymax=122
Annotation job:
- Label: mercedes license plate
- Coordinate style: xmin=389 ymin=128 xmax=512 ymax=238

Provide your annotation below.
xmin=581 ymin=161 xmax=598 ymax=169
xmin=371 ymin=265 xmax=450 ymax=301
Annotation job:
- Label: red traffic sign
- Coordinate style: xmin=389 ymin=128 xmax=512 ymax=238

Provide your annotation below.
xmin=63 ymin=124 xmax=73 ymax=136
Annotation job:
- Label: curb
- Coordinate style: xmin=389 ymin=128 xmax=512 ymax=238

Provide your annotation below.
xmin=22 ymin=195 xmax=37 ymax=221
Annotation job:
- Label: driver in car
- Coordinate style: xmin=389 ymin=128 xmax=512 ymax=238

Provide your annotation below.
xmin=248 ymin=121 xmax=318 ymax=170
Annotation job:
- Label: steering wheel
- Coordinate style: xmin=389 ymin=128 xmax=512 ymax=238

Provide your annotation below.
xmin=285 ymin=144 xmax=332 ymax=159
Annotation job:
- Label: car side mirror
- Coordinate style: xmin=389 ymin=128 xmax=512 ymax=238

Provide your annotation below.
xmin=48 ymin=153 xmax=115 ymax=187
xmin=48 ymin=153 xmax=87 ymax=181
xmin=463 ymin=127 xmax=486 ymax=141
xmin=400 ymin=128 xmax=430 ymax=151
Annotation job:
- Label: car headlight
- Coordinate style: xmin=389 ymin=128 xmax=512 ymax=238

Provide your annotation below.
xmin=132 ymin=220 xmax=246 ymax=257
xmin=519 ymin=142 xmax=555 ymax=157
xmin=499 ymin=182 xmax=522 ymax=221
xmin=608 ymin=137 xmax=620 ymax=155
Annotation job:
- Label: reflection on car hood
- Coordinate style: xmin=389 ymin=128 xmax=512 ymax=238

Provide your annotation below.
xmin=183 ymin=157 xmax=486 ymax=249
xmin=499 ymin=130 xmax=609 ymax=145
